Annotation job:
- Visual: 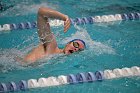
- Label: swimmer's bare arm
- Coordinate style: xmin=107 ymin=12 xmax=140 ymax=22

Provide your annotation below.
xmin=22 ymin=7 xmax=71 ymax=63
xmin=37 ymin=7 xmax=71 ymax=48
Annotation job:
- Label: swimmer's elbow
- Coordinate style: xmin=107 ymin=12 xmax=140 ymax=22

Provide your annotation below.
xmin=38 ymin=7 xmax=44 ymax=15
xmin=38 ymin=7 xmax=49 ymax=16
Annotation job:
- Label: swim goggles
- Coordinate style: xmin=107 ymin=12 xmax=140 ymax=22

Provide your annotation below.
xmin=71 ymin=41 xmax=84 ymax=51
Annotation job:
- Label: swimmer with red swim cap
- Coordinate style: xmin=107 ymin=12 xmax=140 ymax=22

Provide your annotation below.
xmin=22 ymin=7 xmax=86 ymax=63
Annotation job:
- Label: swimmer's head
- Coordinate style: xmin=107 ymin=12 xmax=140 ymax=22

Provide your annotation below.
xmin=63 ymin=39 xmax=86 ymax=54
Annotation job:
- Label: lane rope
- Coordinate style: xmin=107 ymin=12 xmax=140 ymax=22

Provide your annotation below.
xmin=0 ymin=66 xmax=140 ymax=92
xmin=0 ymin=12 xmax=140 ymax=32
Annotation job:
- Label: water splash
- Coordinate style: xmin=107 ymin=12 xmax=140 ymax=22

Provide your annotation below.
xmin=61 ymin=25 xmax=116 ymax=55
xmin=0 ymin=24 xmax=116 ymax=73
xmin=0 ymin=48 xmax=25 ymax=73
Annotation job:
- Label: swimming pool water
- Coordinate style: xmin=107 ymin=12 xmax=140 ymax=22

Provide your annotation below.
xmin=0 ymin=0 xmax=140 ymax=93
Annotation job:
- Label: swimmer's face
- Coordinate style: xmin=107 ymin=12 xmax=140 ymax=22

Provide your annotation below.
xmin=63 ymin=40 xmax=85 ymax=54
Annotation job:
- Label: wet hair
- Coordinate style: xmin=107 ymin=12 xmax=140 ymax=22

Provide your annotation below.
xmin=68 ymin=39 xmax=86 ymax=48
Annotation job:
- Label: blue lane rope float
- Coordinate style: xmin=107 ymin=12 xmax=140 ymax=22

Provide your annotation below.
xmin=0 ymin=66 xmax=140 ymax=93
xmin=76 ymin=73 xmax=87 ymax=83
xmin=95 ymin=71 xmax=104 ymax=81
xmin=67 ymin=74 xmax=78 ymax=84
xmin=86 ymin=72 xmax=97 ymax=82
xmin=8 ymin=82 xmax=17 ymax=92
xmin=18 ymin=80 xmax=28 ymax=91
xmin=0 ymin=12 xmax=140 ymax=32
xmin=0 ymin=83 xmax=8 ymax=92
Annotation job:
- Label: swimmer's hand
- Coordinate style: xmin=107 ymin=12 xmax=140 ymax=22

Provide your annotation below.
xmin=64 ymin=15 xmax=71 ymax=33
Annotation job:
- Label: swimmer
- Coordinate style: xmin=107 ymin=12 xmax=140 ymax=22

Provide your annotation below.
xmin=18 ymin=7 xmax=86 ymax=64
